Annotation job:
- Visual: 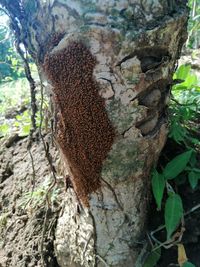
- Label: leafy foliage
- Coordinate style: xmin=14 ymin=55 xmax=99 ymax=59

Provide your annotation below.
xmin=0 ymin=78 xmax=30 ymax=136
xmin=187 ymin=0 xmax=200 ymax=49
xmin=0 ymin=16 xmax=25 ymax=82
xmin=151 ymin=149 xmax=197 ymax=240
xmin=0 ymin=74 xmax=46 ymax=137
xmin=150 ymin=64 xmax=199 ymax=266
xmin=151 ymin=169 xmax=165 ymax=210
xmin=19 ymin=176 xmax=60 ymax=209
xmin=152 ymin=63 xmax=200 ymax=230
xmin=143 ymin=248 xmax=161 ymax=267
xmin=188 ymin=171 xmax=199 ymax=189
xmin=169 ymin=65 xmax=200 ymax=146
xmin=165 ymin=194 xmax=183 ymax=239
xmin=163 ymin=150 xmax=193 ymax=180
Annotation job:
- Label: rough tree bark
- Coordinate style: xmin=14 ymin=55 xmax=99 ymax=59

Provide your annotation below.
xmin=1 ymin=1 xmax=188 ymax=266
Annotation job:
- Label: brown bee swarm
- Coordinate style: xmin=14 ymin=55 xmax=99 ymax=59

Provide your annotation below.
xmin=44 ymin=42 xmax=115 ymax=206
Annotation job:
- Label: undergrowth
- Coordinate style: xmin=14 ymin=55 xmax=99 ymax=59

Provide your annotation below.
xmin=144 ymin=64 xmax=200 ymax=267
xmin=0 ymin=75 xmax=48 ymax=137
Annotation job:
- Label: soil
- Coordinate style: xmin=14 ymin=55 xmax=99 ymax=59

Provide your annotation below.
xmin=0 ymin=134 xmax=63 ymax=267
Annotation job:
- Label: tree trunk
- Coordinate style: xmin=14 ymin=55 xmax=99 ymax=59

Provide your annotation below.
xmin=1 ymin=1 xmax=188 ymax=266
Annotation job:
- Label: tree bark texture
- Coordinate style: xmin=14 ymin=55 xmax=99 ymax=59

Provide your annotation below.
xmin=1 ymin=1 xmax=188 ymax=266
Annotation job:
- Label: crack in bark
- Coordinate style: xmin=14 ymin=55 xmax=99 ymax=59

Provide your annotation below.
xmin=88 ymin=210 xmax=97 ymax=267
xmin=85 ymin=22 xmax=107 ymax=27
xmin=98 ymin=77 xmax=116 ymax=97
xmin=121 ymin=125 xmax=135 ymax=137
xmin=99 ymin=77 xmax=114 ymax=89
xmin=101 ymin=178 xmax=123 ymax=212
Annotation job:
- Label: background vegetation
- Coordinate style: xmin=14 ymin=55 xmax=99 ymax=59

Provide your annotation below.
xmin=145 ymin=1 xmax=200 ymax=266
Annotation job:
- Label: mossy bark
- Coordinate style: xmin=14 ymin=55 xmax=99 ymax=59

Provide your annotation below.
xmin=1 ymin=0 xmax=188 ymax=266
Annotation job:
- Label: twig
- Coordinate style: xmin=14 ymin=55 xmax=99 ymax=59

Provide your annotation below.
xmin=147 ymin=233 xmax=154 ymax=248
xmin=149 ymin=202 xmax=200 ymax=248
xmin=40 ymin=206 xmax=49 ymax=267
xmin=135 ymin=242 xmax=149 ymax=267
xmin=38 ymin=72 xmax=57 ymax=207
xmin=24 ymin=148 xmax=36 ymax=209
xmin=184 ymin=202 xmax=200 ymax=216
xmin=0 ymin=7 xmax=10 ymax=17
xmin=171 ymin=97 xmax=197 ymax=107
xmin=16 ymin=45 xmax=37 ymax=130
xmin=47 ymin=217 xmax=57 ymax=239
xmin=96 ymin=254 xmax=110 ymax=267
xmin=152 ymin=226 xmax=185 ymax=250
xmin=101 ymin=178 xmax=123 ymax=211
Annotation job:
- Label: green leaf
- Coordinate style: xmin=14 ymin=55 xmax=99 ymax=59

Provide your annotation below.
xmin=189 ymin=137 xmax=200 ymax=145
xmin=152 ymin=170 xmax=165 ymax=210
xmin=188 ymin=171 xmax=199 ymax=189
xmin=165 ymin=194 xmax=183 ymax=239
xmin=184 ymin=73 xmax=197 ymax=88
xmin=20 ymin=124 xmax=31 ymax=136
xmin=16 ymin=114 xmax=22 ymax=121
xmin=143 ymin=248 xmax=161 ymax=267
xmin=0 ymin=123 xmax=9 ymax=135
xmin=169 ymin=120 xmax=188 ymax=144
xmin=182 ymin=262 xmax=196 ymax=267
xmin=163 ymin=150 xmax=193 ymax=180
xmin=189 ymin=152 xmax=197 ymax=167
xmin=174 ymin=65 xmax=191 ymax=80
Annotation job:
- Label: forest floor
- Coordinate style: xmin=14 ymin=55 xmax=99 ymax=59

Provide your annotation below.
xmin=0 ymin=134 xmax=62 ymax=267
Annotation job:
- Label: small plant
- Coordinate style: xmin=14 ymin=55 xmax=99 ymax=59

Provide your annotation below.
xmin=155 ymin=65 xmax=200 ymax=239
xmin=19 ymin=176 xmax=60 ymax=210
xmin=169 ymin=64 xmax=200 ymax=147
xmin=146 ymin=64 xmax=200 ymax=267
xmin=152 ymin=149 xmax=194 ymax=235
xmin=0 ymin=78 xmax=31 ymax=136
xmin=0 ymin=77 xmax=48 ymax=137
